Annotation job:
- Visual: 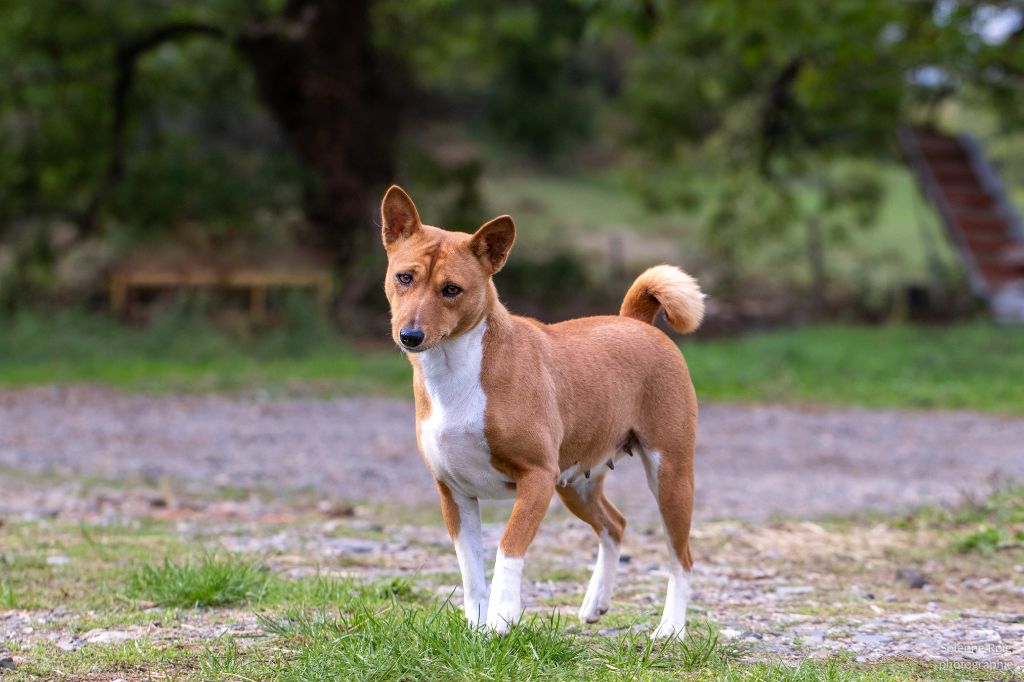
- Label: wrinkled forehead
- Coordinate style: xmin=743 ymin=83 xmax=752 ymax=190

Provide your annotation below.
xmin=387 ymin=226 xmax=478 ymax=280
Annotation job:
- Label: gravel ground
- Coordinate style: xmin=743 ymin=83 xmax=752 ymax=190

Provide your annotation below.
xmin=1 ymin=386 xmax=1023 ymax=673
xmin=1 ymin=386 xmax=1022 ymax=522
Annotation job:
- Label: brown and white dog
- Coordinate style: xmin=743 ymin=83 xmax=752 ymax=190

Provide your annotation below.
xmin=380 ymin=186 xmax=703 ymax=638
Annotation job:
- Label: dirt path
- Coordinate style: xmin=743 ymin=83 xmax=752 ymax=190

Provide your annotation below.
xmin=1 ymin=387 xmax=1022 ymax=522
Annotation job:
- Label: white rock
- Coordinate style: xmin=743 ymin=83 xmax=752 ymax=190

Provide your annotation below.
xmin=84 ymin=630 xmax=132 ymax=644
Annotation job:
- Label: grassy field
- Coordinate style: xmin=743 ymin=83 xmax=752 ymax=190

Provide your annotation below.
xmin=1 ymin=310 xmax=1022 ymax=412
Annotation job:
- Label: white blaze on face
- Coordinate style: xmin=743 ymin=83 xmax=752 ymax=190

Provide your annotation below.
xmin=486 ymin=550 xmax=524 ymax=634
xmin=578 ymin=528 xmax=620 ymax=623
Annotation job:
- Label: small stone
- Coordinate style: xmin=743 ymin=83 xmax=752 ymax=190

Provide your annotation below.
xmin=775 ymin=585 xmax=815 ymax=596
xmin=84 ymin=630 xmax=132 ymax=644
xmin=852 ymin=633 xmax=892 ymax=645
xmin=895 ymin=568 xmax=929 ymax=589
xmin=618 ymin=554 xmax=631 ymax=564
xmin=317 ymin=500 xmax=355 ymax=518
xmin=46 ymin=555 xmax=70 ymax=566
xmin=55 ymin=639 xmax=79 ymax=652
xmin=0 ymin=657 xmax=14 ymax=671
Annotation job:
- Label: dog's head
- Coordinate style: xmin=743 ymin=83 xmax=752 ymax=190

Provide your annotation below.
xmin=381 ymin=185 xmax=515 ymax=353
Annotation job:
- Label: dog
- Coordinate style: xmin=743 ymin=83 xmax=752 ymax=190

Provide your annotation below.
xmin=380 ymin=186 xmax=703 ymax=638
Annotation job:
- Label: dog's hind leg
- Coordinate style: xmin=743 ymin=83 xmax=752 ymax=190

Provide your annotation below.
xmin=436 ymin=480 xmax=489 ymax=627
xmin=556 ymin=474 xmax=626 ymax=624
xmin=640 ymin=439 xmax=695 ymax=640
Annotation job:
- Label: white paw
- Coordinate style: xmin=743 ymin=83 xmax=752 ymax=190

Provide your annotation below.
xmin=486 ymin=551 xmax=523 ymax=635
xmin=485 ymin=602 xmax=519 ymax=635
xmin=578 ymin=590 xmax=610 ymax=624
xmin=650 ymin=621 xmax=686 ymax=640
xmin=464 ymin=598 xmax=488 ymax=628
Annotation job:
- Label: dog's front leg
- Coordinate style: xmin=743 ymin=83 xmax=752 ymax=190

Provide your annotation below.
xmin=436 ymin=481 xmax=489 ymax=626
xmin=487 ymin=467 xmax=556 ymax=634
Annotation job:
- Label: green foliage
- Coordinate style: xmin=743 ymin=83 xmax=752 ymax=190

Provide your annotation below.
xmin=0 ymin=1 xmax=300 ymax=238
xmin=957 ymin=526 xmax=1007 ymax=555
xmin=376 ymin=0 xmax=597 ymax=155
xmin=598 ymin=0 xmax=1023 ymax=293
xmin=953 ymin=485 xmax=1024 ymax=555
xmin=126 ymin=552 xmax=271 ymax=608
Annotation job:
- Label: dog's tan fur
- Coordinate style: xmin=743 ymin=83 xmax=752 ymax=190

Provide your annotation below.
xmin=381 ymin=186 xmax=703 ymax=636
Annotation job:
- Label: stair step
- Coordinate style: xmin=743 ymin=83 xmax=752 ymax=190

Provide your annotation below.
xmin=975 ymin=251 xmax=1024 ymax=265
xmin=980 ymin=261 xmax=1024 ymax=286
xmin=914 ymin=134 xmax=963 ymax=154
xmin=905 ymin=126 xmax=1024 ymax=318
xmin=942 ymin=187 xmax=997 ymax=210
xmin=930 ymin=165 xmax=983 ymax=186
xmin=954 ymin=213 xmax=1010 ymax=232
xmin=921 ymin=144 xmax=966 ymax=161
xmin=963 ymin=233 xmax=1016 ymax=253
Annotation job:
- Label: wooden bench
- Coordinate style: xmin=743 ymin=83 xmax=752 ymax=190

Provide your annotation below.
xmin=109 ymin=267 xmax=332 ymax=321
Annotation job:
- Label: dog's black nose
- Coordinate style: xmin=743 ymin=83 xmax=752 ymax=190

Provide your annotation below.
xmin=399 ymin=328 xmax=425 ymax=348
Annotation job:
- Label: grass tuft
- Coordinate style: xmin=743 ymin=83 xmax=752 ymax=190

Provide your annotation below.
xmin=126 ymin=552 xmax=270 ymax=608
xmin=0 ymin=579 xmax=17 ymax=609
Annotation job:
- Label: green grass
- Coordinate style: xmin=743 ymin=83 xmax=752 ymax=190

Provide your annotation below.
xmin=2 ymin=308 xmax=1022 ymax=412
xmin=681 ymin=322 xmax=1024 ymax=412
xmin=893 ymin=484 xmax=1024 ymax=557
xmin=0 ymin=307 xmax=411 ymax=395
xmin=126 ymin=552 xmax=272 ymax=608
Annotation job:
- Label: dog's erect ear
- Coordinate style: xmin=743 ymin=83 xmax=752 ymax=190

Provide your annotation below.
xmin=469 ymin=215 xmax=516 ymax=274
xmin=381 ymin=185 xmax=421 ymax=247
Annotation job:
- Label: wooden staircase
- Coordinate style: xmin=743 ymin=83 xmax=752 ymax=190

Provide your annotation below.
xmin=901 ymin=126 xmax=1024 ymax=323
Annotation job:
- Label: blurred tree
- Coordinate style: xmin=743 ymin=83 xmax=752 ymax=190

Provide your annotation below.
xmin=0 ymin=0 xmax=402 ymax=278
xmin=377 ymin=0 xmax=597 ymax=157
xmin=593 ymin=0 xmax=1023 ymax=306
xmin=0 ymin=0 xmax=598 ymax=300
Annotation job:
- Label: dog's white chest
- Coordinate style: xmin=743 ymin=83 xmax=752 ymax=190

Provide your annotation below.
xmin=417 ymin=320 xmax=515 ymax=500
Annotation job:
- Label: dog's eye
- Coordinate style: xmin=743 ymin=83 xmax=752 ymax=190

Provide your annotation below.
xmin=396 ymin=273 xmax=413 ymax=286
xmin=441 ymin=284 xmax=463 ymax=298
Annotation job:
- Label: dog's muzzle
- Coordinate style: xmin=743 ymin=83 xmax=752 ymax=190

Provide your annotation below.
xmin=399 ymin=327 xmax=425 ymax=349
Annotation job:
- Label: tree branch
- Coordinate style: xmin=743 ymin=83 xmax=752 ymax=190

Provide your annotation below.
xmin=758 ymin=56 xmax=805 ymax=176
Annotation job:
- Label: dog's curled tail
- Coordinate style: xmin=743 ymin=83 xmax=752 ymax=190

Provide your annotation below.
xmin=619 ymin=265 xmax=705 ymax=334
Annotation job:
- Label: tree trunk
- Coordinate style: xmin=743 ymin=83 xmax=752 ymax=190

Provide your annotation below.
xmin=238 ymin=0 xmax=405 ymax=270
xmin=806 ymin=211 xmax=826 ymax=315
